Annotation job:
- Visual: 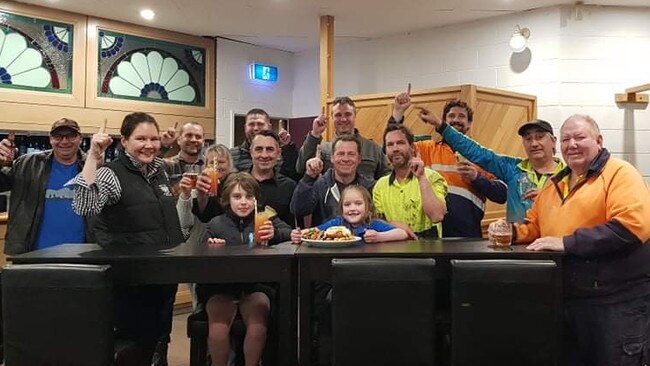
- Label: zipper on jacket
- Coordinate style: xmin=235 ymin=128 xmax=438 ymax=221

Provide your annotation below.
xmin=239 ymin=218 xmax=245 ymax=244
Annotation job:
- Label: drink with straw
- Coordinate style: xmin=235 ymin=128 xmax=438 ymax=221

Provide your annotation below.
xmin=254 ymin=202 xmax=277 ymax=246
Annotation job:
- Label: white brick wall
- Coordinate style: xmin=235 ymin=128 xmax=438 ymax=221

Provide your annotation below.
xmin=290 ymin=4 xmax=650 ymax=180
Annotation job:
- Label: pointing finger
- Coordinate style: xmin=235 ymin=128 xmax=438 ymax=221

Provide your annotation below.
xmin=99 ymin=118 xmax=107 ymax=134
xmin=407 ymin=82 xmax=411 ymax=95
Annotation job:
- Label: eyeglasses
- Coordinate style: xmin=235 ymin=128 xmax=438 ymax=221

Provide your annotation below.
xmin=51 ymin=133 xmax=80 ymax=142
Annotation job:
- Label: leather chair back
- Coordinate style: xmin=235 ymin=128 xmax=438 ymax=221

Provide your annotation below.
xmin=451 ymin=259 xmax=560 ymax=366
xmin=2 ymin=263 xmax=114 ymax=366
xmin=332 ymin=258 xmax=437 ymax=366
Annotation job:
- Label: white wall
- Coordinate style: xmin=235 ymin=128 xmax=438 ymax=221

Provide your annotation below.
xmin=215 ymin=38 xmax=294 ymax=146
xmin=291 ymin=5 xmax=650 ymax=181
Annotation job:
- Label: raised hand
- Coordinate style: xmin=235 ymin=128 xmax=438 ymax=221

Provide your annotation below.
xmin=278 ymin=120 xmax=292 ymax=147
xmin=392 ymin=83 xmax=412 ymax=121
xmin=305 ymin=156 xmax=324 ymax=178
xmin=409 ymin=150 xmax=425 ymax=178
xmin=160 ymin=124 xmax=178 ymax=148
xmin=89 ymin=124 xmax=113 ymax=160
xmin=311 ymin=106 xmax=328 ymax=138
xmin=0 ymin=137 xmax=16 ymax=163
xmin=417 ymin=107 xmax=442 ymax=129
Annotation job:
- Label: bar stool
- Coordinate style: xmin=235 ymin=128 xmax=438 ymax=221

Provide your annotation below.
xmin=332 ymin=258 xmax=437 ymax=366
xmin=451 ymin=259 xmax=560 ymax=366
xmin=1 ymin=263 xmax=136 ymax=366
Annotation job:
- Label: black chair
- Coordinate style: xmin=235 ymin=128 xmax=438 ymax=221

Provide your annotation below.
xmin=451 ymin=259 xmax=560 ymax=366
xmin=187 ymin=287 xmax=278 ymax=366
xmin=332 ymin=258 xmax=437 ymax=366
xmin=2 ymin=263 xmax=137 ymax=366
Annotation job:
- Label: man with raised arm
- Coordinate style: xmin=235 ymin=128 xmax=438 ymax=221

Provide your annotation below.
xmin=390 ymin=87 xmax=507 ymax=237
xmin=418 ymin=106 xmax=564 ymax=223
xmin=296 ymin=97 xmax=390 ymax=180
xmin=373 ymin=123 xmax=448 ymax=238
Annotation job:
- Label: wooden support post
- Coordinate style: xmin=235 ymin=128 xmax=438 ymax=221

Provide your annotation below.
xmin=320 ymin=15 xmax=334 ymax=140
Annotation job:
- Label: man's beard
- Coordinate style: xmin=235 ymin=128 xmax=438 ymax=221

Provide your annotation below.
xmin=389 ymin=151 xmax=411 ymax=169
xmin=449 ymin=122 xmax=469 ymax=134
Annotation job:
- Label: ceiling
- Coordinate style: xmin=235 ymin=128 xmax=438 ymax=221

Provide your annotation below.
xmin=16 ymin=0 xmax=650 ymax=52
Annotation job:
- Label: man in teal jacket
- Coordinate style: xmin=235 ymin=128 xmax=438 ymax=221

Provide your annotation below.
xmin=419 ymin=109 xmax=564 ymax=222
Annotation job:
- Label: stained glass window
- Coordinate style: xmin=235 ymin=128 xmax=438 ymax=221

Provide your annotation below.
xmin=0 ymin=11 xmax=73 ymax=93
xmin=97 ymin=29 xmax=205 ymax=106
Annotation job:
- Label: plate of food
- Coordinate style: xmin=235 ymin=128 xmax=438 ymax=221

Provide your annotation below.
xmin=301 ymin=226 xmax=362 ymax=248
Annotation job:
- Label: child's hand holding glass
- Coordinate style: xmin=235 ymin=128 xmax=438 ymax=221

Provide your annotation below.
xmin=255 ymin=221 xmax=275 ymax=244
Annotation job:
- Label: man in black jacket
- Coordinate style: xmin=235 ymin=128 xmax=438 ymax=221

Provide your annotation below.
xmin=0 ymin=118 xmax=90 ymax=255
xmin=231 ymin=108 xmax=300 ymax=180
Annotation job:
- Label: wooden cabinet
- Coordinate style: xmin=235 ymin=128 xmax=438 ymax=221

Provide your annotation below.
xmin=0 ymin=1 xmax=215 ymax=138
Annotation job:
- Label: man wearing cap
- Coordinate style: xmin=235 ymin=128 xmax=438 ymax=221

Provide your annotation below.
xmin=0 ymin=118 xmax=91 ymax=255
xmin=419 ymin=110 xmax=565 ymax=223
xmin=390 ymin=96 xmax=507 ymax=237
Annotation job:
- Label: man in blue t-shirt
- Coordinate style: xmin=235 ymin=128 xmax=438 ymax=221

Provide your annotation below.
xmin=0 ymin=118 xmax=88 ymax=254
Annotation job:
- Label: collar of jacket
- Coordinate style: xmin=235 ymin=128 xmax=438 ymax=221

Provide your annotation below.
xmin=552 ymin=148 xmax=610 ymax=184
xmin=248 ymin=166 xmax=281 ymax=184
xmin=171 ymin=152 xmax=205 ymax=166
xmin=334 ymin=128 xmax=360 ymax=137
xmin=517 ymin=157 xmax=564 ymax=175
xmin=119 ymin=151 xmax=165 ymax=177
xmin=388 ymin=169 xmax=415 ymax=185
xmin=239 ymin=139 xmax=251 ymax=152
xmin=225 ymin=209 xmax=254 ymax=225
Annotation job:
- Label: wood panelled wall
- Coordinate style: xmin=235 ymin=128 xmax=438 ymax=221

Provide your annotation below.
xmin=326 ymin=84 xmax=537 ymax=232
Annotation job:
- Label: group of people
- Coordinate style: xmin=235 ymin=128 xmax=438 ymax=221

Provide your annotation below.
xmin=0 ymin=85 xmax=649 ymax=366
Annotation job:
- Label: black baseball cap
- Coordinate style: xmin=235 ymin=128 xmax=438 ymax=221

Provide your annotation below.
xmin=517 ymin=119 xmax=554 ymax=136
xmin=50 ymin=118 xmax=81 ymax=135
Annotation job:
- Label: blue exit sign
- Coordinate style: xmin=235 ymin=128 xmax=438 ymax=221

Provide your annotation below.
xmin=249 ymin=63 xmax=278 ymax=82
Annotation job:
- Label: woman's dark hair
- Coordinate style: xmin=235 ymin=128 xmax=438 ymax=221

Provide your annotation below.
xmin=120 ymin=112 xmax=159 ymax=138
xmin=219 ymin=172 xmax=261 ymax=209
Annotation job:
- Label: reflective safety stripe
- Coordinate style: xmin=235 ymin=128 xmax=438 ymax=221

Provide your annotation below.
xmin=429 ymin=164 xmax=457 ymax=172
xmin=448 ymin=186 xmax=485 ymax=211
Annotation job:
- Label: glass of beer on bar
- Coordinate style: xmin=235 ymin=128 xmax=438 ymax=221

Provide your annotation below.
xmin=183 ymin=164 xmax=201 ymax=188
xmin=489 ymin=218 xmax=512 ymax=247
